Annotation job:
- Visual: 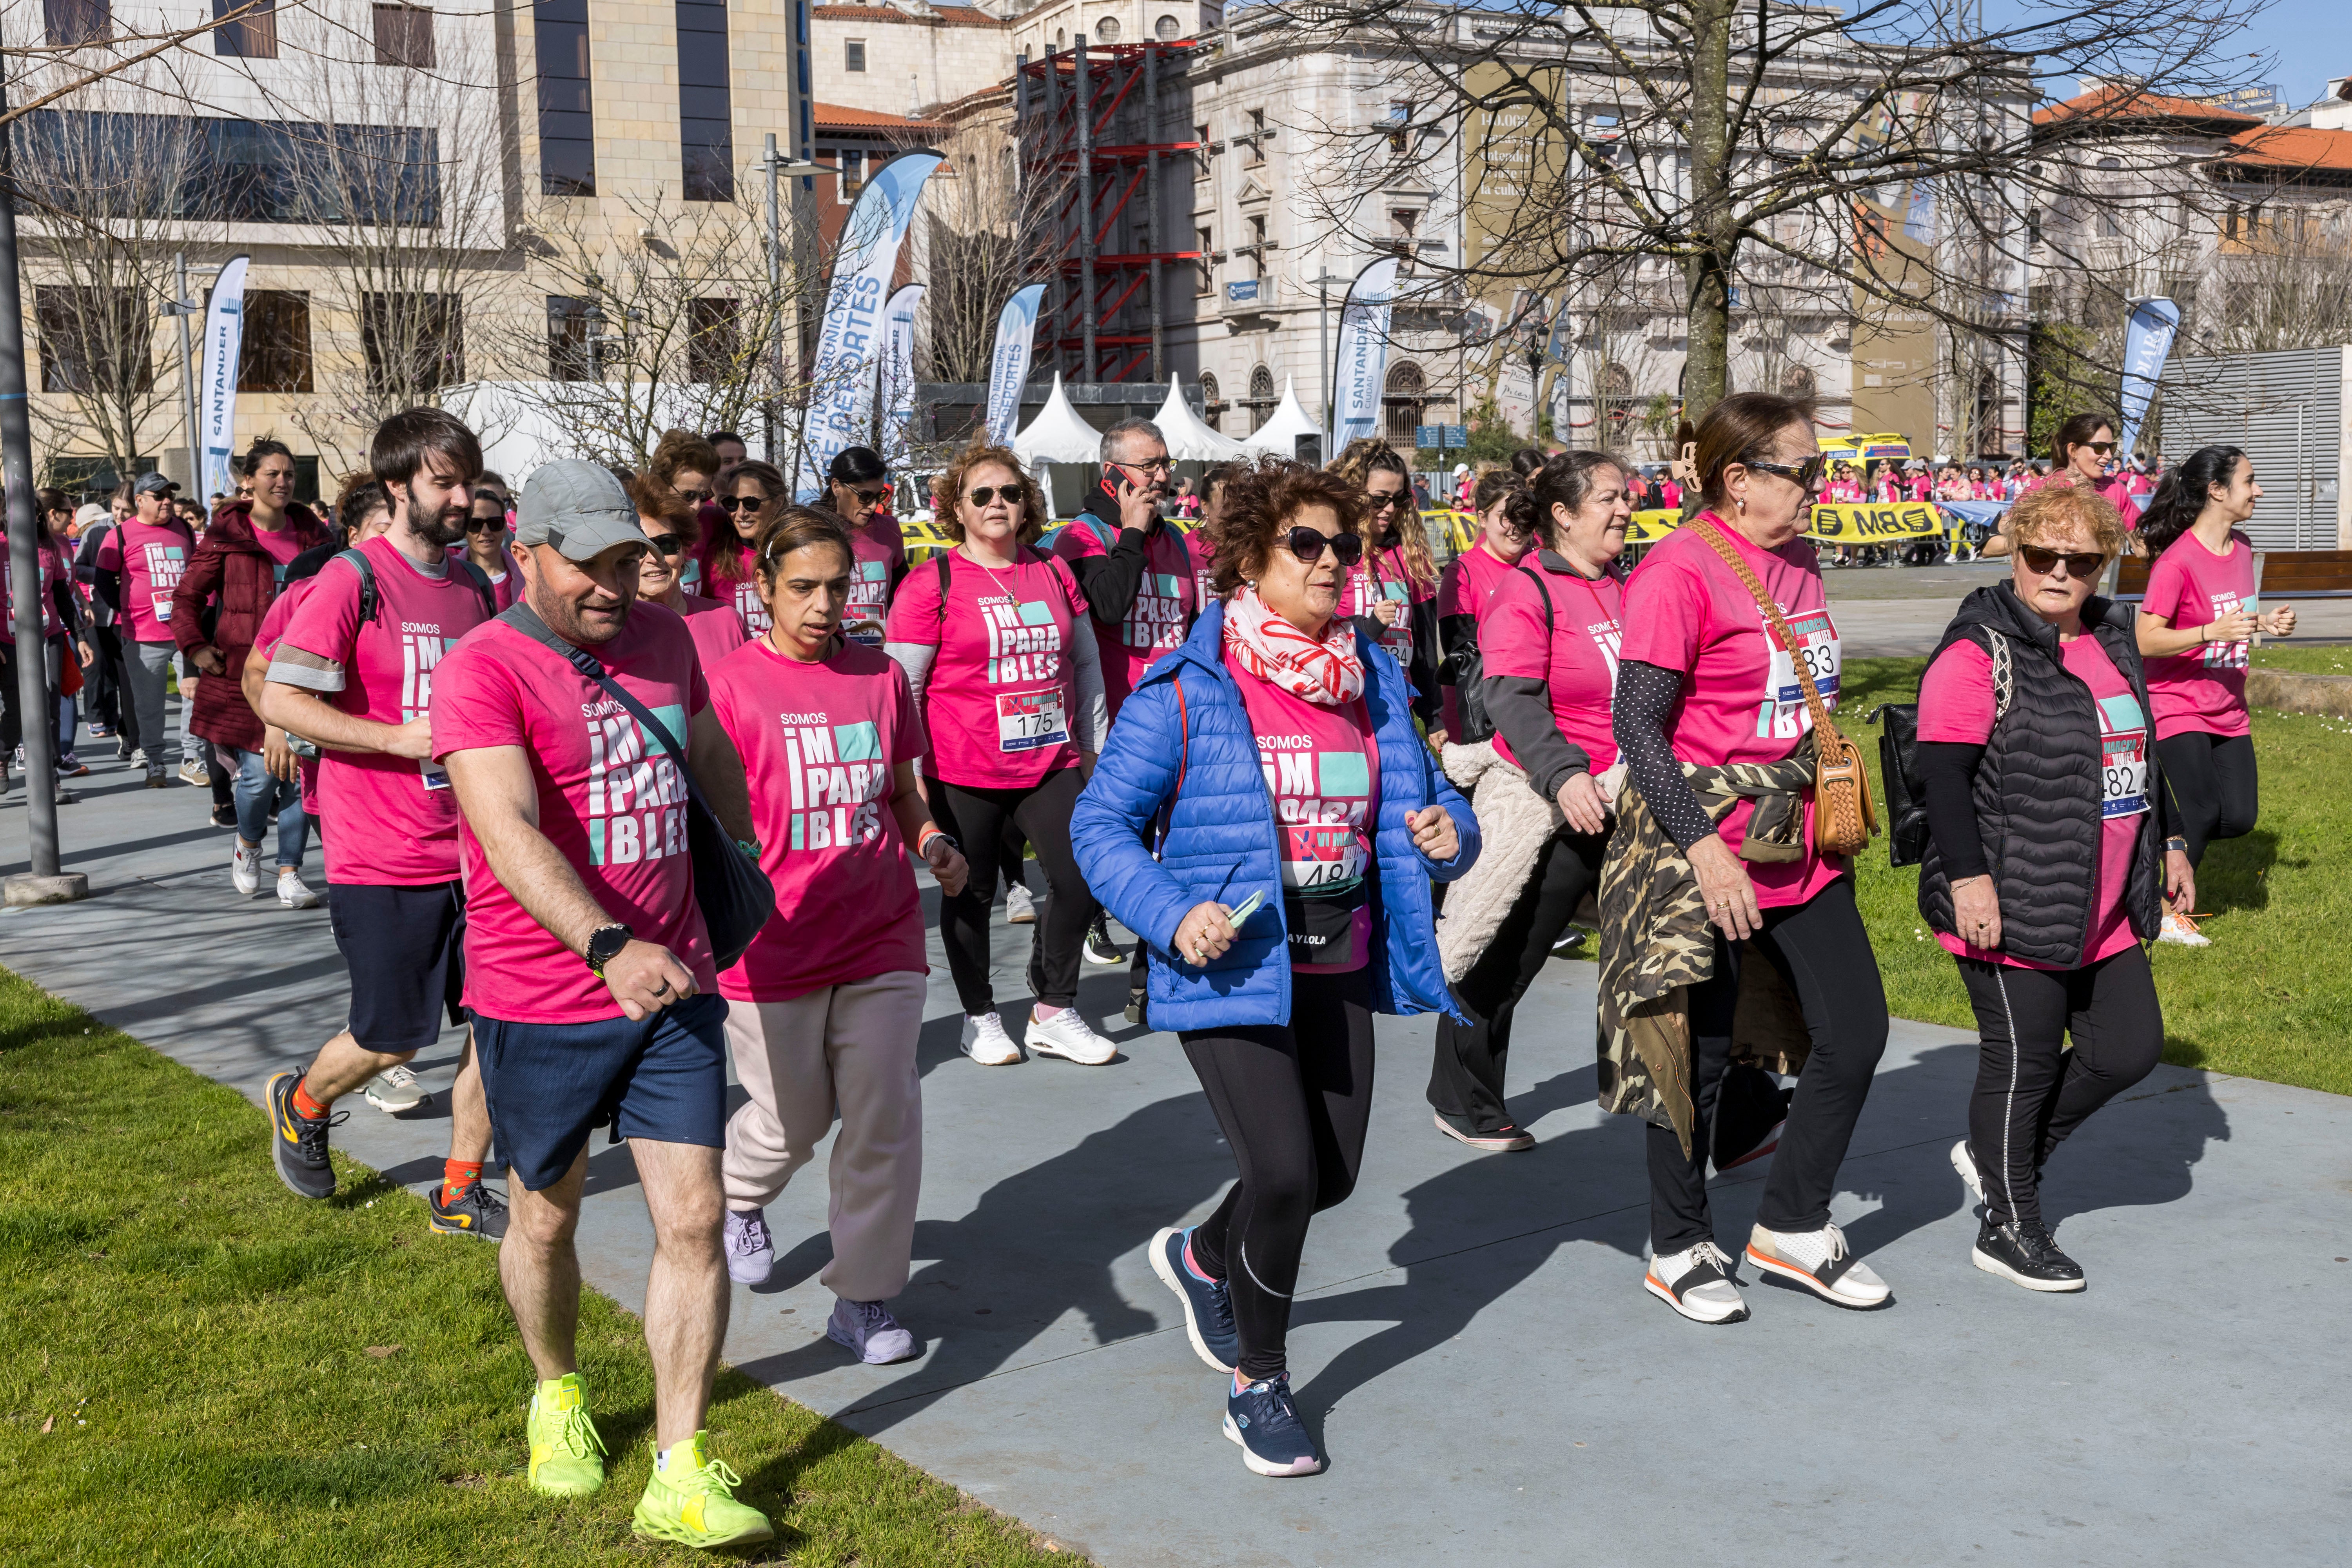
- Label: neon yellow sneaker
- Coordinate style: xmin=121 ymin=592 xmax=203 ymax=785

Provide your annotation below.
xmin=631 ymin=1431 xmax=775 ymax=1549
xmin=525 ymin=1372 xmax=607 ymax=1496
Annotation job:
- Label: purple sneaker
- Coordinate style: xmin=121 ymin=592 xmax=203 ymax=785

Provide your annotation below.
xmin=826 ymin=1298 xmax=921 ymax=1364
xmin=723 ymin=1208 xmax=773 ymax=1285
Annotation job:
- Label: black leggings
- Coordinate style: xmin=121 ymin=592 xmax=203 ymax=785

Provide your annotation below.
xmin=2156 ymin=730 xmax=2256 ymax=868
xmin=1957 ymin=945 xmax=2161 ymax=1229
xmin=1181 ymin=967 xmax=1375 ymax=1381
xmin=1649 ymin=876 xmax=1889 ymax=1252
xmin=928 ymin=769 xmax=1098 ymax=1013
xmin=1429 ymin=825 xmax=1605 ymax=1132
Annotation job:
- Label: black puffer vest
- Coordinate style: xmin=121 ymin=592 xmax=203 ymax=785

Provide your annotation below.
xmin=1917 ymin=584 xmax=2164 ymax=967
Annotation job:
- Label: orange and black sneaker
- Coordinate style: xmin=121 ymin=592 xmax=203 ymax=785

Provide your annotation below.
xmin=429 ymin=1180 xmax=509 ymax=1240
xmin=265 ymin=1069 xmax=340 ymax=1200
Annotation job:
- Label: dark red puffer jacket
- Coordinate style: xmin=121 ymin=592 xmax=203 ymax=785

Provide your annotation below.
xmin=170 ymin=501 xmax=332 ymax=752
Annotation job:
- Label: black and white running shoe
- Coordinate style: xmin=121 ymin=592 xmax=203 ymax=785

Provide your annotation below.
xmin=1746 ymin=1220 xmax=1892 ymax=1308
xmin=1972 ymin=1215 xmax=2085 ymax=1293
xmin=1644 ymin=1240 xmax=1749 ymax=1324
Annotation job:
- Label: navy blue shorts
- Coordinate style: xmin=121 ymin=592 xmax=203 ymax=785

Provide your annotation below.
xmin=472 ymin=991 xmax=729 ymax=1192
xmin=327 ymin=881 xmax=465 ymax=1053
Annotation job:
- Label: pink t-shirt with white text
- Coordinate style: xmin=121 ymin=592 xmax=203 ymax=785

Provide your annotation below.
xmin=431 ymin=606 xmax=715 ymax=1024
xmin=711 ymin=638 xmax=928 ymax=1000
xmin=1342 ymin=544 xmax=1429 ymax=667
xmin=1618 ymin=516 xmax=1846 ymax=907
xmin=1053 ymin=519 xmax=1197 ymax=712
xmin=2141 ymin=528 xmax=2255 ymax=740
xmin=271 ymin=535 xmax=488 ymax=885
xmin=96 ymin=518 xmax=194 ymax=643
xmin=1921 ymin=635 xmax=2148 ymax=967
xmin=1436 ymin=539 xmax=1526 ymax=735
xmin=1482 ymin=559 xmax=1624 ymax=773
xmin=844 ymin=513 xmax=907 ymax=646
xmin=1229 ymin=650 xmax=1378 ymax=974
xmin=677 ymin=591 xmax=749 ymax=672
xmin=701 ymin=541 xmax=771 ymax=638
xmin=884 ymin=547 xmax=1089 ymax=789
xmin=2 ymin=536 xmax=74 ymax=642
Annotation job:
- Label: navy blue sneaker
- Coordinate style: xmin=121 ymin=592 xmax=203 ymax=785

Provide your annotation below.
xmin=1223 ymin=1372 xmax=1323 ymax=1477
xmin=1149 ymin=1225 xmax=1237 ymax=1372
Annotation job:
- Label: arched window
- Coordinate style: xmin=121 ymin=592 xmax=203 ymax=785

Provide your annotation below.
xmin=1054 ymin=27 xmax=1065 ymax=48
xmin=1601 ymin=361 xmax=1635 ymax=434
xmin=1155 ymin=13 xmax=1181 ymax=39
xmin=1383 ymin=361 xmax=1426 ymax=445
xmin=1199 ymin=370 xmax=1223 ymax=432
xmin=1094 ymin=16 xmax=1120 ymax=42
xmin=1247 ymin=364 xmax=1276 ymax=432
xmin=1779 ymin=363 xmax=1817 ymax=401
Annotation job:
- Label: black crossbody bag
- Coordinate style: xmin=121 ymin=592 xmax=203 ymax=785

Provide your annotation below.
xmin=497 ymin=602 xmax=776 ymax=969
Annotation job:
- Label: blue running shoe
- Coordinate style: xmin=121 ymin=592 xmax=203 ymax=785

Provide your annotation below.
xmin=1149 ymin=1225 xmax=1237 ymax=1373
xmin=1223 ymin=1372 xmax=1323 ymax=1477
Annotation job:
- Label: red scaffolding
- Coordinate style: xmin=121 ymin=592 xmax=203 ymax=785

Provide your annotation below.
xmin=1018 ymin=40 xmax=1202 ymax=384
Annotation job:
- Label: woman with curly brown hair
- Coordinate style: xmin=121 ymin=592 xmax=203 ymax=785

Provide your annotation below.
xmin=884 ymin=440 xmax=1112 ymax=1069
xmin=1072 ymin=457 xmax=1477 ymax=1478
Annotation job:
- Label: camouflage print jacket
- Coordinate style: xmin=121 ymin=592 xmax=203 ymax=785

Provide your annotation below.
xmin=1596 ymin=740 xmax=1820 ymax=1158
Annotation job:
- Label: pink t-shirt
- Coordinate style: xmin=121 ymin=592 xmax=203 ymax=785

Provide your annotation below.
xmin=1052 ymin=519 xmax=1198 ymax=712
xmin=884 ymin=547 xmax=1089 ymax=789
xmin=430 ymin=606 xmax=715 ymax=1024
xmin=250 ymin=523 xmax=305 ymax=583
xmin=1435 ymin=539 xmax=1526 ymax=734
xmin=446 ymin=543 xmax=520 ymax=610
xmin=1185 ymin=526 xmax=1217 ymax=606
xmin=271 ymin=535 xmax=488 ymax=886
xmin=701 ymin=541 xmax=771 ymax=638
xmin=1228 ymin=650 xmax=1378 ymax=975
xmin=1 ymin=536 xmax=74 ymax=642
xmin=1618 ymin=516 xmax=1845 ymax=907
xmin=1921 ymin=634 xmax=2148 ymax=968
xmin=844 ymin=513 xmax=907 ymax=646
xmin=676 ymin=591 xmax=749 ymax=671
xmin=1342 ymin=544 xmax=1430 ymax=666
xmin=2140 ymin=528 xmax=2255 ymax=740
xmin=1482 ymin=559 xmax=1624 ymax=774
xmin=2022 ymin=470 xmax=2142 ymax=530
xmin=711 ymin=638 xmax=927 ymax=1000
xmin=252 ymin=578 xmax=321 ymax=811
xmin=96 ymin=518 xmax=194 ymax=643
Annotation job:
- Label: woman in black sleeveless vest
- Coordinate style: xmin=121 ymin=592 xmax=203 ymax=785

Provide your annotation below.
xmin=1916 ymin=483 xmax=2195 ymax=1292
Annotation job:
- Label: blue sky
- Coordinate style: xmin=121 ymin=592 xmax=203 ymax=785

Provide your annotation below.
xmin=2236 ymin=0 xmax=2351 ymax=109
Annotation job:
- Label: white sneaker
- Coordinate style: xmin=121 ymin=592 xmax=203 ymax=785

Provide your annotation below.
xmin=276 ymin=869 xmax=321 ymax=909
xmin=1644 ymin=1240 xmax=1749 ymax=1324
xmin=960 ymin=1011 xmax=1022 ymax=1065
xmin=1951 ymin=1138 xmax=1987 ymax=1204
xmin=1004 ymin=884 xmax=1036 ymax=924
xmin=1025 ymin=1005 xmax=1116 ymax=1065
xmin=2158 ymin=911 xmax=2211 ymax=947
xmin=362 ymin=1064 xmax=425 ymax=1113
xmin=1745 ymin=1220 xmax=1892 ymax=1309
xmin=231 ymin=842 xmax=261 ymax=897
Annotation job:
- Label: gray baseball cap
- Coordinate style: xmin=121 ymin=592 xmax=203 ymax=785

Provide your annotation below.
xmin=132 ymin=471 xmax=179 ymax=497
xmin=514 ymin=460 xmax=644 ymax=562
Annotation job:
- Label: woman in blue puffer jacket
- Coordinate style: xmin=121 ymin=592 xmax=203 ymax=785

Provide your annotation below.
xmin=1072 ymin=458 xmax=1478 ymax=1480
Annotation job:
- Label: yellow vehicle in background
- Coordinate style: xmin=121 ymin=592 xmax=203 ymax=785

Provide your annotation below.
xmin=1818 ymin=432 xmax=1913 ymax=467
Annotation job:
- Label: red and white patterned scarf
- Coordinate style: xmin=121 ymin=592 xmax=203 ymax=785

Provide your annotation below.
xmin=1221 ymin=584 xmax=1365 ymax=706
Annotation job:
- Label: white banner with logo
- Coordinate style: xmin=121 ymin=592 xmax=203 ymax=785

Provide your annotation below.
xmin=2116 ymin=297 xmax=2181 ymax=461
xmin=1330 ymin=256 xmax=1401 ymax=450
xmin=198 ymin=254 xmax=251 ymax=502
xmin=876 ymin=283 xmax=924 ymax=465
xmin=795 ymin=150 xmax=944 ymax=500
xmin=985 ymin=283 xmax=1048 ymax=445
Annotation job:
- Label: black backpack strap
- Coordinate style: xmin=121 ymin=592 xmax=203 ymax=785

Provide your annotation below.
xmin=935 ymin=548 xmax=952 ymax=626
xmin=455 ymin=558 xmax=498 ymax=621
xmin=334 ymin=547 xmax=378 ymax=625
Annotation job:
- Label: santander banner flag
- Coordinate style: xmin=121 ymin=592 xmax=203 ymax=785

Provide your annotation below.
xmin=985 ymin=283 xmax=1048 ymax=444
xmin=1330 ymin=256 xmax=1401 ymax=450
xmin=198 ymin=254 xmax=252 ymax=503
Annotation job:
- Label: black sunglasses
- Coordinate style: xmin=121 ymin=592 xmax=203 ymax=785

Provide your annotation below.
xmin=967 ymin=483 xmax=1027 ymax=507
xmin=1365 ymin=491 xmax=1410 ymax=512
xmin=2084 ymin=441 xmax=2117 ymax=456
xmin=465 ymin=516 xmax=505 ymax=533
xmin=2018 ymin=544 xmax=2106 ymax=577
xmin=644 ymin=533 xmax=683 ymax=557
xmin=839 ymin=484 xmax=890 ymax=505
xmin=1286 ymin=527 xmax=1365 ymax=566
xmin=717 ymin=494 xmax=769 ymax=513
xmin=676 ymin=487 xmax=714 ymax=504
xmin=1748 ymin=456 xmax=1826 ymax=489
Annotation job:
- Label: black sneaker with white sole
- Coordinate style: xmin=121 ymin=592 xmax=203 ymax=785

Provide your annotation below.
xmin=265 ymin=1070 xmax=340 ymax=1200
xmin=1083 ymin=915 xmax=1124 ymax=966
xmin=1971 ymin=1215 xmax=2085 ymax=1292
xmin=429 ymin=1180 xmax=510 ymax=1240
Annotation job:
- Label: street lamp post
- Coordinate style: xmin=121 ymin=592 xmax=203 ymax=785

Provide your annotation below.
xmin=1303 ymin=268 xmax=1351 ymax=456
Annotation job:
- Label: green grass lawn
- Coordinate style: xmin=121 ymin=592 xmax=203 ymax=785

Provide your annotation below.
xmin=2252 ymin=644 xmax=2352 ymax=676
xmin=1842 ymin=656 xmax=2352 ymax=1096
xmin=0 ymin=980 xmax=1074 ymax=1567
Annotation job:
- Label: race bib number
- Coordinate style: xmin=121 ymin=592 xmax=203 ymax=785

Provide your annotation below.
xmin=2097 ymin=694 xmax=2149 ymax=818
xmin=421 ymin=760 xmax=452 ymax=791
xmin=846 ymin=560 xmax=891 ymax=639
xmin=152 ymin=596 xmax=173 ymax=622
xmin=1759 ymin=606 xmax=1840 ymax=739
xmin=1267 ymin=747 xmax=1371 ymax=891
xmin=996 ymin=688 xmax=1068 ymax=751
xmin=1377 ymin=581 xmax=1413 ymax=657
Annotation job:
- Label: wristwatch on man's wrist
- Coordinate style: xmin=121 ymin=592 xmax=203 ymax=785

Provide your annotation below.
xmin=584 ymin=922 xmax=633 ymax=975
xmin=2165 ymin=837 xmax=2189 ymax=854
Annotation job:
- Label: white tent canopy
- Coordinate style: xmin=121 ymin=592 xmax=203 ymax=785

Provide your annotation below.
xmin=1010 ymin=373 xmax=1107 ymax=466
xmin=1240 ymin=377 xmax=1322 ymax=456
xmin=1150 ymin=371 xmax=1249 ymax=460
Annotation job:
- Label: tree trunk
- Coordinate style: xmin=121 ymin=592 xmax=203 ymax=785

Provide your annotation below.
xmin=1682 ymin=0 xmax=1735 ymax=419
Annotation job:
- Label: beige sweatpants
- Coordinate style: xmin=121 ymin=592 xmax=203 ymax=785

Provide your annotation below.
xmin=722 ymin=969 xmax=926 ymax=1302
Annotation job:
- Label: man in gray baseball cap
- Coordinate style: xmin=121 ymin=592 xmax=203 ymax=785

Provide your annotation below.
xmin=131 ymin=471 xmax=179 ymax=499
xmin=509 ymin=459 xmax=653 ymax=647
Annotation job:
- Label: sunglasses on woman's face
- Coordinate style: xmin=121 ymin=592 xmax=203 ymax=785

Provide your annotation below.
xmin=465 ymin=516 xmax=505 ymax=533
xmin=718 ymin=494 xmax=768 ymax=513
xmin=677 ymin=488 xmax=713 ymax=505
xmin=1365 ymin=490 xmax=1409 ymax=512
xmin=1750 ymin=456 xmax=1826 ymax=489
xmin=1286 ymin=527 xmax=1365 ymax=566
xmin=644 ymin=533 xmax=683 ymax=557
xmin=840 ymin=484 xmax=889 ymax=505
xmin=967 ymin=484 xmax=1026 ymax=507
xmin=2085 ymin=441 xmax=2117 ymax=456
xmin=2018 ymin=544 xmax=2105 ymax=577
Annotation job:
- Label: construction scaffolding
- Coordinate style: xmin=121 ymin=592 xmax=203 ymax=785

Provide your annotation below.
xmin=1015 ymin=39 xmax=1201 ymax=385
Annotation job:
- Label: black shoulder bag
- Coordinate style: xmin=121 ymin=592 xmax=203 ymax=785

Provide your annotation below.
xmin=496 ymin=602 xmax=777 ymax=970
xmin=1446 ymin=563 xmax=1555 ymax=746
xmin=1873 ymin=627 xmax=2011 ymax=868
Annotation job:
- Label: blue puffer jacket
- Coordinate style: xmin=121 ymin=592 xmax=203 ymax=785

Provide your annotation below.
xmin=1071 ymin=601 xmax=1480 ymax=1031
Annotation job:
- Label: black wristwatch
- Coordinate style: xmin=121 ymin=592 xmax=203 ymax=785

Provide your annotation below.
xmin=584 ymin=922 xmax=633 ymax=975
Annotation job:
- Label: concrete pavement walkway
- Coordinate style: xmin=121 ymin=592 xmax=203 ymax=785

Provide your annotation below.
xmin=3 ymin=738 xmax=2345 ymax=1566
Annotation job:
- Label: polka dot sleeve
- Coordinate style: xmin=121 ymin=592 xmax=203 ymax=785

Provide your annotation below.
xmin=1612 ymin=659 xmax=1718 ymax=851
